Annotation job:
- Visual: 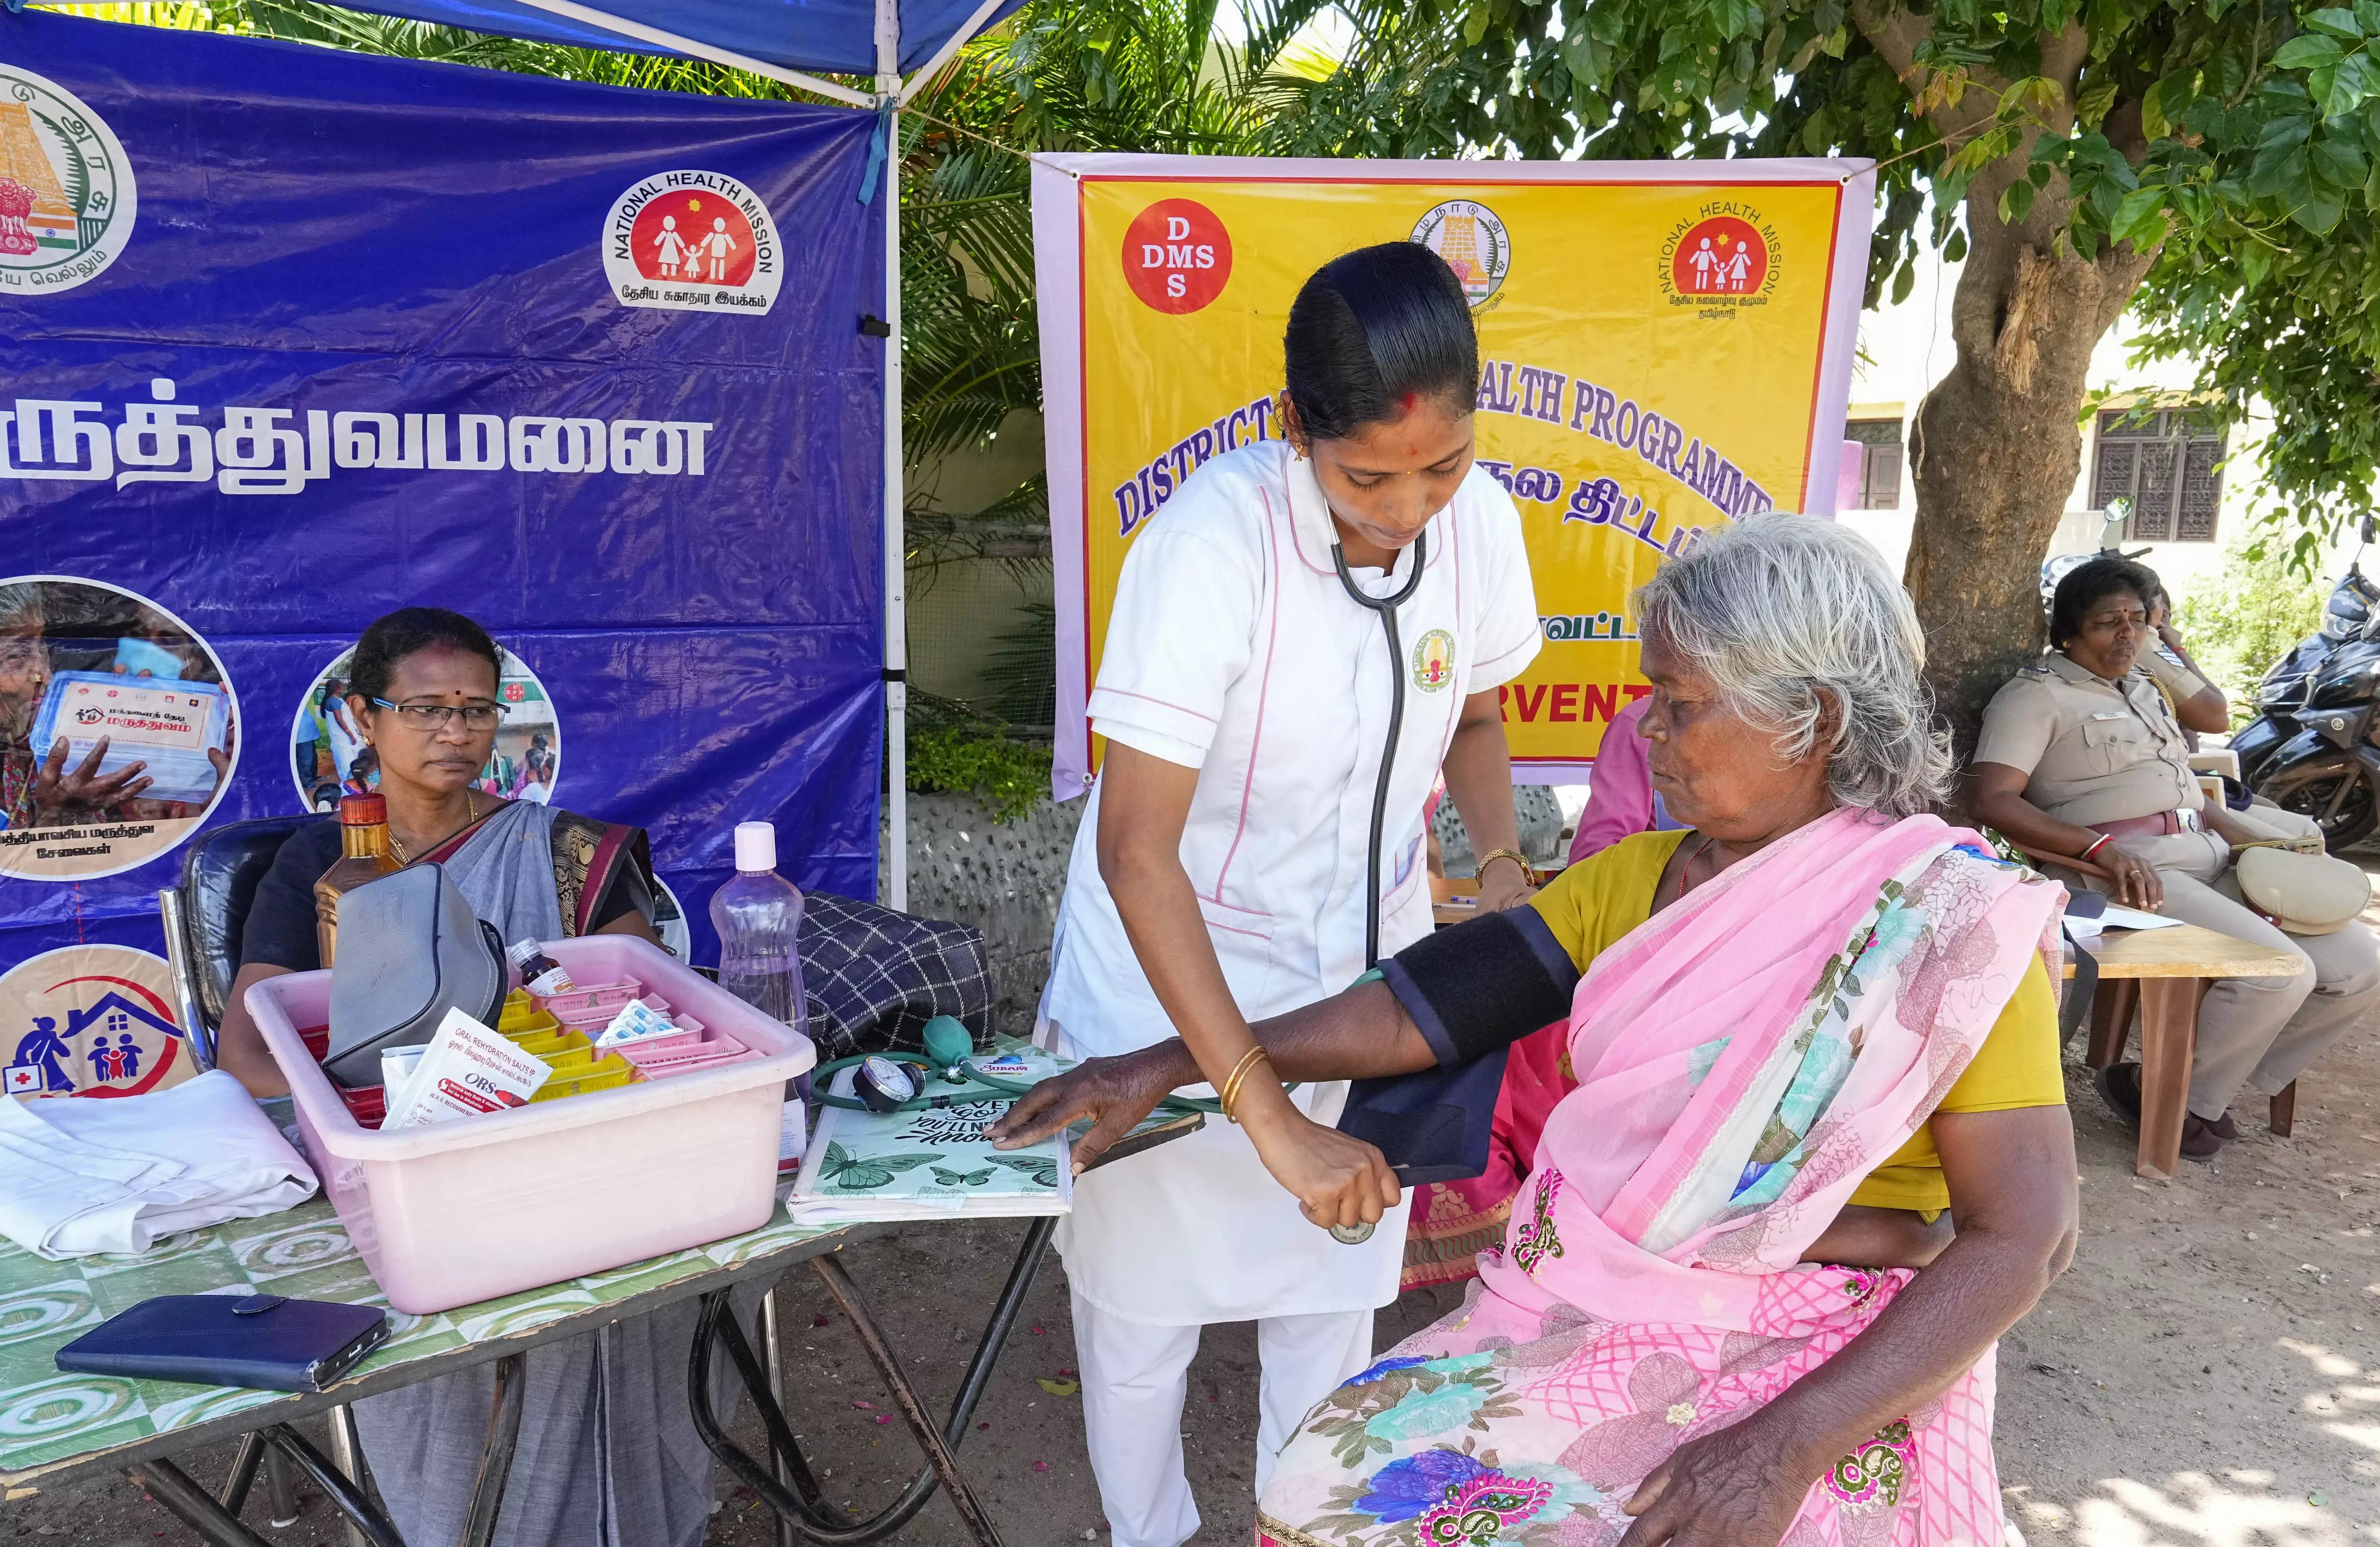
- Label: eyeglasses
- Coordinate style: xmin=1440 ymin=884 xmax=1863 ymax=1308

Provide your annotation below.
xmin=370 ymin=698 xmax=506 ymax=732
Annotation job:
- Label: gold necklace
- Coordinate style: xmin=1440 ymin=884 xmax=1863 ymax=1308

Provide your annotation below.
xmin=389 ymin=790 xmax=477 ymax=865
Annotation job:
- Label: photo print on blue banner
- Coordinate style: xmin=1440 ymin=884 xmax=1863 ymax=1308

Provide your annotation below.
xmin=290 ymin=647 xmax=560 ymax=814
xmin=0 ymin=576 xmax=240 ymax=882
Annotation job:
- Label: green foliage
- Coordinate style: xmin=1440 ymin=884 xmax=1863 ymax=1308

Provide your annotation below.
xmin=905 ymin=700 xmax=1055 ymax=824
xmin=2173 ymin=538 xmax=2327 ymax=717
xmin=1249 ymin=0 xmax=2380 ymax=545
xmin=978 ymin=601 xmax=1059 ymax=726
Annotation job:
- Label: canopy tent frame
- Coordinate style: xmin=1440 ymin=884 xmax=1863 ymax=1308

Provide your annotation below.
xmin=425 ymin=0 xmax=1019 ymax=910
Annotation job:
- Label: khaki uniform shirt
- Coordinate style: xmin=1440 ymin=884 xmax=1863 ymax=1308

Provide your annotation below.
xmin=1975 ymin=652 xmax=2202 ymax=827
xmin=2141 ymin=643 xmax=2214 ymax=705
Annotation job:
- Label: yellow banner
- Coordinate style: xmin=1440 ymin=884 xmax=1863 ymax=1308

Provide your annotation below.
xmin=1035 ymin=158 xmax=1873 ymax=791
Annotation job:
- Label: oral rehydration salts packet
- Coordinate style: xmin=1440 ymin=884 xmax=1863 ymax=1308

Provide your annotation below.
xmin=386 ymin=1008 xmax=551 ymax=1128
xmin=593 ymin=999 xmax=677 ymax=1050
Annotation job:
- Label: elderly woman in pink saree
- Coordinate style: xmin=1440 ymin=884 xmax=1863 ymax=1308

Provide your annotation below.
xmin=995 ymin=515 xmax=2079 ymax=1547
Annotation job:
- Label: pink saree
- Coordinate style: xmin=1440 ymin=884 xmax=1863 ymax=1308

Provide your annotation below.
xmin=1259 ymin=808 xmax=2064 ymax=1547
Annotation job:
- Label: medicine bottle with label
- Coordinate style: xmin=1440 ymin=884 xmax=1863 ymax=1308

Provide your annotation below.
xmin=507 ymin=940 xmax=576 ymax=999
xmin=314 ymin=794 xmax=401 ymax=969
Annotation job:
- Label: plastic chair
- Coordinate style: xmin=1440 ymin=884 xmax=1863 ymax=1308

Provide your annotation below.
xmin=159 ymin=815 xmax=312 ymax=1071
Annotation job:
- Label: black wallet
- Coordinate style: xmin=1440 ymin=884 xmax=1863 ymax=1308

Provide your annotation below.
xmin=55 ymin=1294 xmax=390 ymax=1393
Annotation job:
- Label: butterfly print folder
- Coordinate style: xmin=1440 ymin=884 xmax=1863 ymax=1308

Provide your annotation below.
xmin=786 ymin=1059 xmax=1074 ymax=1223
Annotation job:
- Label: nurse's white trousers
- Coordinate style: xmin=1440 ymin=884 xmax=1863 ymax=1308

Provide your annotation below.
xmin=1070 ymin=1289 xmax=1375 ymax=1547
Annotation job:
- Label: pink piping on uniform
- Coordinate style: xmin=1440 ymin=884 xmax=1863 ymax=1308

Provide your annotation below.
xmin=1094 ymin=687 xmax=1220 ymax=723
xmin=1431 ymin=503 xmax=1468 ymax=772
xmin=1202 ymin=919 xmax=1271 ymax=941
xmin=1283 ymin=446 xmax=1449 ymax=579
xmin=1214 ymin=486 xmax=1284 ymax=902
xmin=1284 ymin=464 xmax=1338 ymax=577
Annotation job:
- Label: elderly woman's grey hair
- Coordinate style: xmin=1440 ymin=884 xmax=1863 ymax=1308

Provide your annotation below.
xmin=0 ymin=584 xmax=42 ymax=629
xmin=1634 ymin=513 xmax=1953 ymax=818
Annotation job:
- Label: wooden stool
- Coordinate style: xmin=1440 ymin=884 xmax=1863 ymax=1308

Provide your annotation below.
xmin=2064 ymin=922 xmax=2306 ymax=1178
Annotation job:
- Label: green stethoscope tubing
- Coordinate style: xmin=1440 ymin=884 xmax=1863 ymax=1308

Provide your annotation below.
xmin=806 ymin=1049 xmax=1231 ymax=1118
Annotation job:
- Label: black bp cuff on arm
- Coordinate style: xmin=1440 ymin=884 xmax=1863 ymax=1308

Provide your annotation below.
xmin=1378 ymin=907 xmax=1580 ymax=1068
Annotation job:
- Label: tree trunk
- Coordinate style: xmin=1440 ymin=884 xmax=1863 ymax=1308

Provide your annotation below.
xmin=1903 ymin=203 xmax=2154 ymax=791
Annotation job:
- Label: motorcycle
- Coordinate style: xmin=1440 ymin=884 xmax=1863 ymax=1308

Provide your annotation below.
xmin=2231 ymin=513 xmax=2380 ymax=850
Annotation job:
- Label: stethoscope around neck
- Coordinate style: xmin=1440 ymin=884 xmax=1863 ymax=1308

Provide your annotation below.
xmin=1330 ymin=529 xmax=1428 ymax=971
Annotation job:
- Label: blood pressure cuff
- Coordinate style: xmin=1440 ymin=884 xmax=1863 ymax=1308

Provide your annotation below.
xmin=1337 ymin=910 xmax=1581 ymax=1185
xmin=1377 ymin=907 xmax=1581 ymax=1068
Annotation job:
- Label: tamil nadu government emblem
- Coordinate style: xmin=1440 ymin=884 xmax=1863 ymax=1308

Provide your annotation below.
xmin=1410 ymin=200 xmax=1510 ymax=307
xmin=0 ymin=65 xmax=137 ymax=297
xmin=1411 ymin=628 xmax=1458 ymax=693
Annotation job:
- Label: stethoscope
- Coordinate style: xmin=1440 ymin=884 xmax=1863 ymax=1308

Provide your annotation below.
xmin=1331 ymin=530 xmax=1428 ymax=970
xmin=1321 ymin=528 xmax=1428 ymax=1244
xmin=825 ymin=536 xmax=1432 ymax=1242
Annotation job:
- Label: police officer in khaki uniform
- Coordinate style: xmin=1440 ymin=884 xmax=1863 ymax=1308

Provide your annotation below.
xmin=1972 ymin=557 xmax=2380 ymax=1160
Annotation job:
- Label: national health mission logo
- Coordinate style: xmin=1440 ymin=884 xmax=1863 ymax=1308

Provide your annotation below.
xmin=0 ymin=65 xmax=137 ymax=297
xmin=1412 ymin=201 xmax=1509 ymax=307
xmin=1659 ymin=205 xmax=1780 ymax=318
xmin=604 ymin=170 xmax=783 ymax=316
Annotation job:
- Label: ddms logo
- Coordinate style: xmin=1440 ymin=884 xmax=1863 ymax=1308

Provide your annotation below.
xmin=1121 ymin=199 xmax=1232 ymax=314
xmin=603 ymin=170 xmax=783 ymax=316
xmin=1659 ymin=206 xmax=1780 ymax=316
xmin=0 ymin=65 xmax=138 ymax=297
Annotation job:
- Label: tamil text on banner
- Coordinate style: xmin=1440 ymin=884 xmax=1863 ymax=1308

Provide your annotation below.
xmin=1032 ymin=155 xmax=1873 ymax=792
xmin=0 ymin=11 xmax=886 ymax=1096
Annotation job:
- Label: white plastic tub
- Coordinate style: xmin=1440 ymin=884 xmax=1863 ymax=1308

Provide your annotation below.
xmin=249 ymin=935 xmax=814 ymax=1315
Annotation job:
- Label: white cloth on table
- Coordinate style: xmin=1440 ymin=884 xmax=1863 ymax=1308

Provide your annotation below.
xmin=0 ymin=1070 xmax=316 ymax=1258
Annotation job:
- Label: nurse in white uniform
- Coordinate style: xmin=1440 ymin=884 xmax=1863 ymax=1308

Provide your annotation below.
xmin=1030 ymin=242 xmax=1543 ymax=1547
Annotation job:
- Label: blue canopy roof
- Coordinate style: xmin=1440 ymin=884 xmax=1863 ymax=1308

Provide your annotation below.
xmin=341 ymin=0 xmax=1025 ymax=79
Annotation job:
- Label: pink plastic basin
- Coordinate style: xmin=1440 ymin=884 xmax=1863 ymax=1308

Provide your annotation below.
xmin=249 ymin=936 xmax=813 ymax=1315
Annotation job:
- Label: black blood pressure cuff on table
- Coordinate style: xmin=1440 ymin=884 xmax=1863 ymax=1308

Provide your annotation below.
xmin=1336 ymin=909 xmax=1581 ymax=1186
xmin=1377 ymin=907 xmax=1581 ymax=1068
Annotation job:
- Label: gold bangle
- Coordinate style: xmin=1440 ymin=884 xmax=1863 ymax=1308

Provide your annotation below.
xmin=1477 ymin=848 xmax=1537 ymax=887
xmin=1219 ymin=1046 xmax=1272 ymax=1124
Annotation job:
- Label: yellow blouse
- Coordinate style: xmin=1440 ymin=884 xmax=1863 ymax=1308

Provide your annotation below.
xmin=1527 ymin=830 xmax=2064 ymax=1215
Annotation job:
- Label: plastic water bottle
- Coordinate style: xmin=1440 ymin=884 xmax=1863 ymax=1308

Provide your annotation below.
xmin=710 ymin=821 xmax=808 ymax=1040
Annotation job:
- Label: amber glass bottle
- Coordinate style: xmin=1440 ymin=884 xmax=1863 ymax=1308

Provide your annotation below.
xmin=314 ymin=793 xmax=401 ymax=968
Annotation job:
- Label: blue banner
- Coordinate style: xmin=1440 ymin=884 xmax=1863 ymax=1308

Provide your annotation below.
xmin=0 ymin=10 xmax=885 ymax=1094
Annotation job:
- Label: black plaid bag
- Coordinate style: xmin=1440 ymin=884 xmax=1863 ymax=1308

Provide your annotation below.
xmin=796 ymin=891 xmax=994 ymax=1056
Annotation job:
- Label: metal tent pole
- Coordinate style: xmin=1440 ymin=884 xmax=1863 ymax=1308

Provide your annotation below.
xmin=878 ymin=0 xmax=908 ymax=913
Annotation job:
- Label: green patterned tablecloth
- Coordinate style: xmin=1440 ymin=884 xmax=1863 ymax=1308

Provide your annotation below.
xmin=0 ymin=1197 xmax=845 ymax=1486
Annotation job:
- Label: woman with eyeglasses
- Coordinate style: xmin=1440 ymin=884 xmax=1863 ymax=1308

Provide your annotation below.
xmin=213 ymin=607 xmax=711 ymax=1547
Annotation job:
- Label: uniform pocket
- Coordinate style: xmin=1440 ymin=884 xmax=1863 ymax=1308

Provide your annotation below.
xmin=1196 ymin=894 xmax=1274 ymax=943
xmin=2077 ymin=716 xmax=2150 ymax=776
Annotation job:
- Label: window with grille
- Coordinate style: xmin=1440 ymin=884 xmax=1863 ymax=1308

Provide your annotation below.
xmin=2091 ymin=408 xmax=2225 ymax=542
xmin=1846 ymin=418 xmax=1903 ymax=510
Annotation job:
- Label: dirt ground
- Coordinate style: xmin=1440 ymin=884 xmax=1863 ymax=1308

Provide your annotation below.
xmin=13 ymin=1024 xmax=2378 ymax=1547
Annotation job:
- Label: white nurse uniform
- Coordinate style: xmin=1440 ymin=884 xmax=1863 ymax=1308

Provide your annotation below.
xmin=1037 ymin=438 xmax=1541 ymax=1547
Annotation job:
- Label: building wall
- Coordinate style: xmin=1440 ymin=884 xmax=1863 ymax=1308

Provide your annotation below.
xmin=1831 ymin=252 xmax=2349 ymax=602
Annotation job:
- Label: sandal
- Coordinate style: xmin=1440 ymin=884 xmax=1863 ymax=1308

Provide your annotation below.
xmin=2094 ymin=1061 xmax=2143 ymax=1127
